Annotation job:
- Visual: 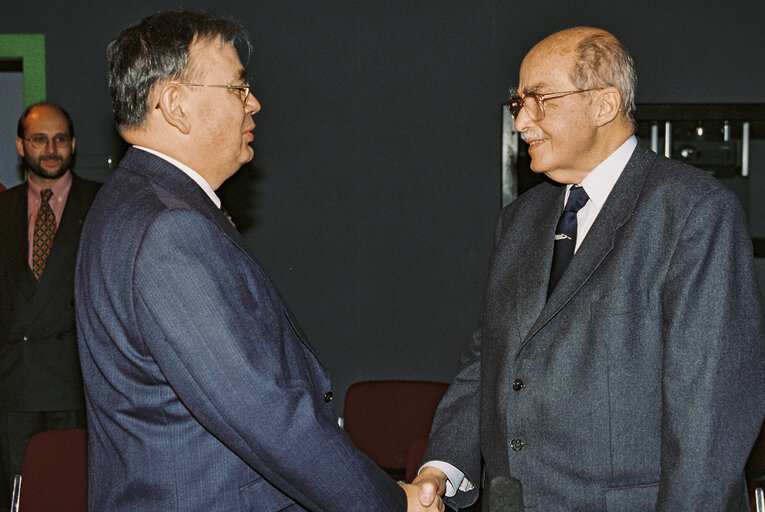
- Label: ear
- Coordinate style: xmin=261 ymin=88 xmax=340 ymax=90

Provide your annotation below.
xmin=71 ymin=136 xmax=76 ymax=154
xmin=593 ymin=87 xmax=621 ymax=127
xmin=155 ymin=84 xmax=191 ymax=134
xmin=15 ymin=137 xmax=25 ymax=158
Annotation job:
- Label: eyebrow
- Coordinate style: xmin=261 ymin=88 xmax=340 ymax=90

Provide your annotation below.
xmin=29 ymin=132 xmax=69 ymax=137
xmin=521 ymin=83 xmax=545 ymax=95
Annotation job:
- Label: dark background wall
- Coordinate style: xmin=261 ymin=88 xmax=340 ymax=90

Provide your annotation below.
xmin=2 ymin=0 xmax=764 ymax=414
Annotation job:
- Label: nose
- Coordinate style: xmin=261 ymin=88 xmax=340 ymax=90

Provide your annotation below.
xmin=245 ymin=92 xmax=261 ymax=115
xmin=43 ymin=138 xmax=57 ymax=153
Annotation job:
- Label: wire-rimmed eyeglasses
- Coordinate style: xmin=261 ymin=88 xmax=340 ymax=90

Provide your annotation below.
xmin=172 ymin=78 xmax=252 ymax=103
xmin=505 ymin=88 xmax=602 ymax=122
xmin=22 ymin=134 xmax=73 ymax=150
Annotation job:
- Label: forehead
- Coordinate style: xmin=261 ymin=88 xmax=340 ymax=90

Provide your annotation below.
xmin=517 ymin=39 xmax=576 ymax=94
xmin=23 ymin=106 xmax=69 ymax=134
xmin=187 ymin=37 xmax=246 ymax=82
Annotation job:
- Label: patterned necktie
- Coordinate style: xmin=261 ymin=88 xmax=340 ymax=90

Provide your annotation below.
xmin=548 ymin=185 xmax=589 ymax=297
xmin=32 ymin=188 xmax=57 ymax=281
xmin=220 ymin=205 xmax=236 ymax=229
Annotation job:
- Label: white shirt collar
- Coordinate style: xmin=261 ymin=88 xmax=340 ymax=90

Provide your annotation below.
xmin=574 ymin=135 xmax=637 ymax=208
xmin=133 ymin=146 xmax=221 ymax=208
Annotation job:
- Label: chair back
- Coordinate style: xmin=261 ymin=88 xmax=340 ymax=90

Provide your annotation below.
xmin=343 ymin=380 xmax=448 ymax=477
xmin=18 ymin=428 xmax=88 ymax=512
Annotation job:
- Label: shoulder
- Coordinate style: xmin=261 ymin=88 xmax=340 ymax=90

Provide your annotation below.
xmin=641 ymin=152 xmax=741 ymax=218
xmin=0 ymin=183 xmax=26 ymax=212
xmin=71 ymin=174 xmax=102 ymax=197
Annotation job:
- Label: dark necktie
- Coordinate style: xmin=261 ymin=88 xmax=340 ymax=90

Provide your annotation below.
xmin=32 ymin=188 xmax=57 ymax=281
xmin=548 ymin=185 xmax=589 ymax=297
xmin=220 ymin=205 xmax=236 ymax=229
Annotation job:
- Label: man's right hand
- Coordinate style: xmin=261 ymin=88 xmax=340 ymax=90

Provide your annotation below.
xmin=399 ymin=480 xmax=445 ymax=511
xmin=410 ymin=466 xmax=448 ymax=509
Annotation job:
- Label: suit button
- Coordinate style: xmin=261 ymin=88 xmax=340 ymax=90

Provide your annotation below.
xmin=510 ymin=438 xmax=524 ymax=451
xmin=22 ymin=336 xmax=28 ymax=342
xmin=323 ymin=391 xmax=333 ymax=403
xmin=512 ymin=379 xmax=525 ymax=391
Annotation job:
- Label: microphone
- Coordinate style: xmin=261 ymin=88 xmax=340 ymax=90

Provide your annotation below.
xmin=489 ymin=475 xmax=524 ymax=512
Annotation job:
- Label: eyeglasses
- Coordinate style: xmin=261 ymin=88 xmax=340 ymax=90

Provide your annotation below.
xmin=22 ymin=134 xmax=73 ymax=150
xmin=506 ymin=88 xmax=601 ymax=121
xmin=172 ymin=78 xmax=252 ymax=103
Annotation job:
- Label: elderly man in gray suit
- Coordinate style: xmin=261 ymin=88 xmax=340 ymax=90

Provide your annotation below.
xmin=413 ymin=27 xmax=764 ymax=511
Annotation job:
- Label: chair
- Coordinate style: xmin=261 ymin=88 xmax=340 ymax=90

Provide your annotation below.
xmin=342 ymin=380 xmax=448 ymax=480
xmin=13 ymin=428 xmax=88 ymax=512
xmin=405 ymin=437 xmax=429 ymax=483
xmin=748 ymin=420 xmax=765 ymax=512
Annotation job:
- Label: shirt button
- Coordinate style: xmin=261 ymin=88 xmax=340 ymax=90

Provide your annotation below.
xmin=510 ymin=438 xmax=524 ymax=451
xmin=512 ymin=379 xmax=525 ymax=391
xmin=323 ymin=391 xmax=333 ymax=403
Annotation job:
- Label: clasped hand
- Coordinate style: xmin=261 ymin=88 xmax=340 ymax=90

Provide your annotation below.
xmin=399 ymin=466 xmax=447 ymax=512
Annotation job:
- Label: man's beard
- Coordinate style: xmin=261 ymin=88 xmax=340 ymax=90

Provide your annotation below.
xmin=25 ymin=153 xmax=72 ymax=181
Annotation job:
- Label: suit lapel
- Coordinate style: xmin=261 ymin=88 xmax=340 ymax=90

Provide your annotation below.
xmin=124 ymin=148 xmax=240 ymax=240
xmin=1 ymin=186 xmax=36 ymax=286
xmin=519 ymin=144 xmax=656 ymax=348
xmin=514 ymin=183 xmax=564 ymax=340
xmin=39 ymin=176 xmax=90 ymax=277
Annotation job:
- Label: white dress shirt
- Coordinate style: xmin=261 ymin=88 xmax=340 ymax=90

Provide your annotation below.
xmin=134 ymin=146 xmax=222 ymax=208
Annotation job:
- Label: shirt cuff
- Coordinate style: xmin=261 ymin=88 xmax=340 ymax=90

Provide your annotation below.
xmin=419 ymin=460 xmax=474 ymax=497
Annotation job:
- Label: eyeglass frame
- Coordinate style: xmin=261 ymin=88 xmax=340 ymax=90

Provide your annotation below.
xmin=21 ymin=134 xmax=74 ymax=150
xmin=505 ymin=88 xmax=603 ymax=121
xmin=171 ymin=78 xmax=252 ymax=103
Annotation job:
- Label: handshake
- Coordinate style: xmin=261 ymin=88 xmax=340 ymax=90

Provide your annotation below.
xmin=398 ymin=466 xmax=448 ymax=512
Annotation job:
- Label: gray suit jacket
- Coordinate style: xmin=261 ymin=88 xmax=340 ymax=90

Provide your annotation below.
xmin=425 ymin=143 xmax=765 ymax=511
xmin=75 ymin=148 xmax=406 ymax=511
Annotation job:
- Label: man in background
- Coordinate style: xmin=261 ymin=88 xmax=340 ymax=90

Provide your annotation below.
xmin=414 ymin=27 xmax=764 ymax=510
xmin=76 ymin=10 xmax=440 ymax=512
xmin=0 ymin=103 xmax=100 ymax=507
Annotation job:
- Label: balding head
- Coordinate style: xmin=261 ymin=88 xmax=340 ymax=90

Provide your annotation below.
xmin=512 ymin=27 xmax=636 ymax=183
xmin=527 ymin=27 xmax=636 ymax=127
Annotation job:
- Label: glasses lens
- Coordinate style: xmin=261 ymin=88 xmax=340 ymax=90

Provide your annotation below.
xmin=29 ymin=136 xmax=48 ymax=148
xmin=507 ymin=98 xmax=522 ymax=119
xmin=53 ymin=135 xmax=71 ymax=148
xmin=241 ymin=79 xmax=252 ymax=102
xmin=524 ymin=93 xmax=543 ymax=121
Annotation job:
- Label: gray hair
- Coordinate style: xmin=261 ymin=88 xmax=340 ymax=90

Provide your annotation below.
xmin=107 ymin=10 xmax=250 ymax=129
xmin=569 ymin=32 xmax=637 ymax=126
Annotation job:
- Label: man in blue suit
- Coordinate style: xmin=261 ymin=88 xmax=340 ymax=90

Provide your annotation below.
xmin=75 ymin=11 xmax=442 ymax=512
xmin=413 ymin=27 xmax=764 ymax=510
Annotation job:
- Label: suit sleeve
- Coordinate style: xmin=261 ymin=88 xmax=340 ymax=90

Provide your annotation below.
xmin=132 ymin=209 xmax=405 ymax=512
xmin=422 ymin=327 xmax=482 ymax=509
xmin=422 ymin=214 xmax=509 ymax=509
xmin=658 ymin=186 xmax=765 ymax=510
